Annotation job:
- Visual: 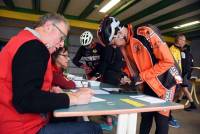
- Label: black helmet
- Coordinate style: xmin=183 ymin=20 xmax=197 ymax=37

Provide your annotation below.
xmin=97 ymin=16 xmax=121 ymax=45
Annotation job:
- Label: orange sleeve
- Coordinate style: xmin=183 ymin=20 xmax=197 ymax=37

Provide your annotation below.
xmin=138 ymin=26 xmax=174 ymax=78
xmin=137 ymin=26 xmax=174 ymax=96
xmin=123 ymin=66 xmax=131 ymax=78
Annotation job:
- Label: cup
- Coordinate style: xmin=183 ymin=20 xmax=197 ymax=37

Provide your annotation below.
xmin=81 ymin=80 xmax=89 ymax=87
xmin=89 ymin=80 xmax=100 ymax=87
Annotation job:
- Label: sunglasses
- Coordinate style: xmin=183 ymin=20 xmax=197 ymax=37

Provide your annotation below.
xmin=52 ymin=23 xmax=67 ymax=42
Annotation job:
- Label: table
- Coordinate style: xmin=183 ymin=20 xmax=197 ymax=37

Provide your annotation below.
xmin=185 ymin=67 xmax=200 ymax=105
xmin=186 ymin=76 xmax=200 ymax=105
xmin=54 ymin=83 xmax=183 ymax=134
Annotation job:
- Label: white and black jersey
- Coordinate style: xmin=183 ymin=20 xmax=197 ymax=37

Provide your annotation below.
xmin=73 ymin=42 xmax=105 ymax=77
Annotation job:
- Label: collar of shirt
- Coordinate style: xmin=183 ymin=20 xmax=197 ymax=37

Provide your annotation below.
xmin=24 ymin=27 xmax=41 ymax=40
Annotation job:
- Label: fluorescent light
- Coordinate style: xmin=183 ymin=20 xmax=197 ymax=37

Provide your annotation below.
xmin=99 ymin=0 xmax=121 ymax=13
xmin=173 ymin=21 xmax=200 ymax=29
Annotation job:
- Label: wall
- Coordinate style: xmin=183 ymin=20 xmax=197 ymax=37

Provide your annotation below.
xmin=67 ymin=34 xmax=85 ymax=76
xmin=191 ymin=38 xmax=200 ymax=77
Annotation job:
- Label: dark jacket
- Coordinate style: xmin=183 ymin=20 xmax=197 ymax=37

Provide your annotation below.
xmin=97 ymin=45 xmax=125 ymax=85
xmin=181 ymin=45 xmax=194 ymax=79
xmin=72 ymin=42 xmax=104 ymax=77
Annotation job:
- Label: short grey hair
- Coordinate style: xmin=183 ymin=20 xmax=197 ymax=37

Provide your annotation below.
xmin=36 ymin=13 xmax=69 ymax=29
xmin=175 ymin=34 xmax=185 ymax=43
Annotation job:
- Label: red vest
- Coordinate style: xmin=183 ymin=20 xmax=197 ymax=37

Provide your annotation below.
xmin=0 ymin=30 xmax=53 ymax=134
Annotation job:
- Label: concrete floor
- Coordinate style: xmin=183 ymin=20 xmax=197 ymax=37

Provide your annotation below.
xmin=103 ymin=101 xmax=200 ymax=134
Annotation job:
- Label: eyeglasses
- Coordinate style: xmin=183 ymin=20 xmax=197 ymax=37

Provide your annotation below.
xmin=113 ymin=34 xmax=127 ymax=41
xmin=52 ymin=23 xmax=67 ymax=42
xmin=59 ymin=54 xmax=70 ymax=60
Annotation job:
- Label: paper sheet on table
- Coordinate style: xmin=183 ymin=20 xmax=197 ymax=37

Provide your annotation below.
xmin=130 ymin=95 xmax=166 ymax=104
xmin=90 ymin=96 xmax=106 ymax=103
xmin=64 ymin=90 xmax=106 ymax=103
xmin=70 ymin=89 xmax=109 ymax=94
xmin=102 ymin=88 xmax=120 ymax=92
xmin=73 ymin=76 xmax=84 ymax=81
xmin=94 ymin=90 xmax=110 ymax=94
xmin=66 ymin=74 xmax=84 ymax=81
xmin=74 ymin=81 xmax=83 ymax=87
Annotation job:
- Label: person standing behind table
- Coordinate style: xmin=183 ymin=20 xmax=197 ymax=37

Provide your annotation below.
xmin=170 ymin=34 xmax=197 ymax=111
xmin=97 ymin=16 xmax=182 ymax=134
xmin=90 ymin=45 xmax=126 ymax=131
xmin=0 ymin=13 xmax=102 ymax=134
xmin=72 ymin=31 xmax=105 ymax=80
xmin=91 ymin=44 xmax=126 ymax=85
xmin=51 ymin=47 xmax=76 ymax=91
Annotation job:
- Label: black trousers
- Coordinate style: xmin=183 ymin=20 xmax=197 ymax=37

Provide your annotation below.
xmin=139 ymin=83 xmax=169 ymax=134
xmin=139 ymin=112 xmax=169 ymax=134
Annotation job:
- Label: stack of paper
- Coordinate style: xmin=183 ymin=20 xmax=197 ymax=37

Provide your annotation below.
xmin=102 ymin=88 xmax=120 ymax=92
xmin=130 ymin=95 xmax=166 ymax=104
xmin=66 ymin=74 xmax=84 ymax=81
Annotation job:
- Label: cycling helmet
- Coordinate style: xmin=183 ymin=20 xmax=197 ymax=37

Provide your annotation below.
xmin=97 ymin=16 xmax=121 ymax=45
xmin=80 ymin=31 xmax=93 ymax=46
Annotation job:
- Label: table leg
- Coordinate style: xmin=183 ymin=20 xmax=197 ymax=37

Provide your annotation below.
xmin=83 ymin=116 xmax=90 ymax=121
xmin=185 ymin=81 xmax=199 ymax=105
xmin=193 ymin=86 xmax=199 ymax=104
xmin=185 ymin=84 xmax=194 ymax=105
xmin=117 ymin=114 xmax=128 ymax=134
xmin=127 ymin=113 xmax=137 ymax=134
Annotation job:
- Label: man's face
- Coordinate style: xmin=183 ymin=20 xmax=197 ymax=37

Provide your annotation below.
xmin=45 ymin=21 xmax=68 ymax=53
xmin=176 ymin=36 xmax=186 ymax=48
xmin=111 ymin=27 xmax=128 ymax=47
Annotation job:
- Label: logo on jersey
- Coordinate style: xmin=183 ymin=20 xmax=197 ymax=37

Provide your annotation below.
xmin=133 ymin=44 xmax=141 ymax=52
xmin=169 ymin=66 xmax=182 ymax=84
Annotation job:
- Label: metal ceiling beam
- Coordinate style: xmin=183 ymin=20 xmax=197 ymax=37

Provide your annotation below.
xmin=2 ymin=0 xmax=15 ymax=9
xmin=0 ymin=9 xmax=176 ymax=42
xmin=158 ymin=14 xmax=200 ymax=30
xmin=0 ymin=5 xmax=98 ymax=23
xmin=110 ymin=0 xmax=141 ymax=17
xmin=57 ymin=0 xmax=70 ymax=14
xmin=79 ymin=0 xmax=102 ymax=19
xmin=0 ymin=9 xmax=99 ymax=30
xmin=187 ymin=35 xmax=200 ymax=40
xmin=143 ymin=1 xmax=200 ymax=25
xmin=163 ymin=25 xmax=200 ymax=36
xmin=32 ymin=0 xmax=40 ymax=13
xmin=185 ymin=30 xmax=200 ymax=39
xmin=121 ymin=0 xmax=180 ymax=24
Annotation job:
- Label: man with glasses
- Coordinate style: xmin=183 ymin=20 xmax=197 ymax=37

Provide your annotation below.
xmin=0 ymin=13 xmax=102 ymax=134
xmin=52 ymin=23 xmax=67 ymax=42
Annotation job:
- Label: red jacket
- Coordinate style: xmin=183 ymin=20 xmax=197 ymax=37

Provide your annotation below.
xmin=52 ymin=64 xmax=76 ymax=89
xmin=0 ymin=30 xmax=52 ymax=134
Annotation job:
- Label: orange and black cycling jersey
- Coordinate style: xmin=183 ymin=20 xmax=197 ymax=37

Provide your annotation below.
xmin=123 ymin=25 xmax=182 ymax=97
